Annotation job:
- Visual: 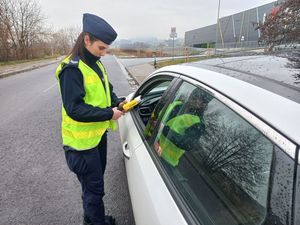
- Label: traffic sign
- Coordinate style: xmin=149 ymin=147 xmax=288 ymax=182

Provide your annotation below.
xmin=170 ymin=27 xmax=177 ymax=38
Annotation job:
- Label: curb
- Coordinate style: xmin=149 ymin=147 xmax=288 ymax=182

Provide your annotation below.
xmin=113 ymin=55 xmax=130 ymax=79
xmin=0 ymin=59 xmax=62 ymax=79
xmin=124 ymin=67 xmax=140 ymax=86
xmin=113 ymin=55 xmax=140 ymax=86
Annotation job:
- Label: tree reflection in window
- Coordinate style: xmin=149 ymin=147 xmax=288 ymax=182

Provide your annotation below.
xmin=185 ymin=99 xmax=274 ymax=224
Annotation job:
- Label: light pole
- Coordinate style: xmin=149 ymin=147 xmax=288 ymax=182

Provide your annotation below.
xmin=214 ymin=0 xmax=221 ymax=55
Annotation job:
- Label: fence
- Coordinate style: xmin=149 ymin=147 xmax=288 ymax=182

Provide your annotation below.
xmin=152 ymin=47 xmax=206 ymax=57
xmin=215 ymin=41 xmax=261 ymax=49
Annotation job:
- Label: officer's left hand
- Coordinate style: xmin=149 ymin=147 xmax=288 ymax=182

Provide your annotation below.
xmin=112 ymin=107 xmax=124 ymax=120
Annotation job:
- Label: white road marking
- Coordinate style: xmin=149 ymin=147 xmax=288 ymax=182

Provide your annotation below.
xmin=113 ymin=55 xmax=131 ymax=79
xmin=43 ymin=83 xmax=57 ymax=93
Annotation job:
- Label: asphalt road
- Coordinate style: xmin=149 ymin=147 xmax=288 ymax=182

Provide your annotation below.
xmin=0 ymin=55 xmax=135 ymax=225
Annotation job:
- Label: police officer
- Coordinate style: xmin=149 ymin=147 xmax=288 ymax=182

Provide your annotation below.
xmin=55 ymin=13 xmax=125 ymax=225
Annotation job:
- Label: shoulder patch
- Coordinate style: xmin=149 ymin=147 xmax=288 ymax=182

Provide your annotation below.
xmin=69 ymin=56 xmax=79 ymax=65
xmin=58 ymin=57 xmax=80 ymax=78
xmin=62 ymin=56 xmax=80 ymax=70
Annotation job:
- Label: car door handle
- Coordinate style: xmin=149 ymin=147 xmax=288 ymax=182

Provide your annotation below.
xmin=122 ymin=141 xmax=130 ymax=159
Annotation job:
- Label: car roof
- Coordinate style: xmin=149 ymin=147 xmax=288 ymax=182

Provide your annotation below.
xmin=153 ymin=65 xmax=300 ymax=146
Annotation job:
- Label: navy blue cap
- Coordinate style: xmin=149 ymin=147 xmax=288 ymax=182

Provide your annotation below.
xmin=82 ymin=13 xmax=117 ymax=45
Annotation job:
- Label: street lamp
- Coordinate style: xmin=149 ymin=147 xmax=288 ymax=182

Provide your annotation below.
xmin=215 ymin=0 xmax=221 ymax=55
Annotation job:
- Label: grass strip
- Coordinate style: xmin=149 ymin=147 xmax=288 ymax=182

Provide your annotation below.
xmin=155 ymin=55 xmax=224 ymax=68
xmin=0 ymin=55 xmax=60 ymax=67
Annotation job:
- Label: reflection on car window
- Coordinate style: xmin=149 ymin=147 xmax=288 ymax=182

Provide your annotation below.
xmin=295 ymin=163 xmax=300 ymax=224
xmin=148 ymin=81 xmax=170 ymax=94
xmin=267 ymin=146 xmax=295 ymax=225
xmin=151 ymin=81 xmax=275 ymax=225
xmin=138 ymin=79 xmax=173 ymax=126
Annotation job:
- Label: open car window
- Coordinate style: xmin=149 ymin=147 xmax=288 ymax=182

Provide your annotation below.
xmin=133 ymin=76 xmax=178 ymax=126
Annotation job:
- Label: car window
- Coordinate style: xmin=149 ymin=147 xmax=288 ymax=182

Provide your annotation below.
xmin=136 ymin=77 xmax=174 ymax=126
xmin=267 ymin=146 xmax=294 ymax=225
xmin=294 ymin=159 xmax=300 ymax=224
xmin=147 ymin=81 xmax=170 ymax=94
xmin=148 ymin=81 xmax=276 ymax=225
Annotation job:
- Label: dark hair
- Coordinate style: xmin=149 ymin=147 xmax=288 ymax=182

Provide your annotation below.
xmin=69 ymin=32 xmax=98 ymax=62
xmin=190 ymin=88 xmax=213 ymax=104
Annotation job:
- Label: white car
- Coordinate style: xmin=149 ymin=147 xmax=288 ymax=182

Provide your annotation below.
xmin=118 ymin=65 xmax=300 ymax=225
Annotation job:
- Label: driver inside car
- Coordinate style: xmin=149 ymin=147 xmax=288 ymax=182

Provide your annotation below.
xmin=154 ymin=88 xmax=212 ymax=167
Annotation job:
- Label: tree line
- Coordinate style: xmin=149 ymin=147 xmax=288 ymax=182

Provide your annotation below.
xmin=0 ymin=0 xmax=79 ymax=61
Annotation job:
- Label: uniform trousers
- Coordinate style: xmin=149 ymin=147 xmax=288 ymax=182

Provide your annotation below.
xmin=65 ymin=132 xmax=107 ymax=225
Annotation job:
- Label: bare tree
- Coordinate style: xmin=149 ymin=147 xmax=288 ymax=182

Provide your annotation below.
xmin=0 ymin=4 xmax=10 ymax=61
xmin=188 ymin=109 xmax=272 ymax=199
xmin=200 ymin=125 xmax=266 ymax=196
xmin=50 ymin=26 xmax=81 ymax=56
xmin=0 ymin=0 xmax=45 ymax=59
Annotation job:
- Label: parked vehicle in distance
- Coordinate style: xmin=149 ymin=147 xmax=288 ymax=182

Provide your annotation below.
xmin=118 ymin=65 xmax=300 ymax=225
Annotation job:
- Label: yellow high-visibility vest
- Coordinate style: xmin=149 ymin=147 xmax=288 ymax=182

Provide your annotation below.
xmin=55 ymin=56 xmax=117 ymax=150
xmin=159 ymin=101 xmax=201 ymax=167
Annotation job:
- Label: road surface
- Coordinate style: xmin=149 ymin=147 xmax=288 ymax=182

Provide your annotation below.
xmin=0 ymin=55 xmax=135 ymax=225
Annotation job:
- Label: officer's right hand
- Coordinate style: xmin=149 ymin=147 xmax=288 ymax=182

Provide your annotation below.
xmin=112 ymin=107 xmax=124 ymax=120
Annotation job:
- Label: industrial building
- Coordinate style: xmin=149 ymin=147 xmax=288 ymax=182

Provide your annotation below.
xmin=185 ymin=1 xmax=279 ymax=48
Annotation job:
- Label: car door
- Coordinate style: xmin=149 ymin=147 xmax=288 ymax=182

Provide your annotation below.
xmin=118 ymin=74 xmax=188 ymax=225
xmin=138 ymin=76 xmax=297 ymax=225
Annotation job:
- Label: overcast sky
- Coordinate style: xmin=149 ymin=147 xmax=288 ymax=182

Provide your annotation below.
xmin=39 ymin=0 xmax=275 ymax=40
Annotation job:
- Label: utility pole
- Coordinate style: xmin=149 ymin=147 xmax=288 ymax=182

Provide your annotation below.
xmin=215 ymin=0 xmax=221 ymax=55
xmin=172 ymin=36 xmax=174 ymax=59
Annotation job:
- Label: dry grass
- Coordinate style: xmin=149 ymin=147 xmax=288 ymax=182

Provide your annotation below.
xmin=156 ymin=55 xmax=223 ymax=68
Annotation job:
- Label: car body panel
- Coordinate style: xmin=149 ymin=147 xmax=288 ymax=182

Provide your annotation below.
xmin=119 ymin=111 xmax=188 ymax=225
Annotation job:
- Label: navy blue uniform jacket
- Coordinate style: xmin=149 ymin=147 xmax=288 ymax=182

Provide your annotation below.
xmin=58 ymin=48 xmax=124 ymax=123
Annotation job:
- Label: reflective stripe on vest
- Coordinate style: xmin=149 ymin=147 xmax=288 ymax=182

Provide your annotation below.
xmin=160 ymin=102 xmax=200 ymax=166
xmin=55 ymin=56 xmax=117 ymax=150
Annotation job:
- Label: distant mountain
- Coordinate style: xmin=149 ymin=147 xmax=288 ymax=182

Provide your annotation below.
xmin=112 ymin=37 xmax=185 ymax=48
xmin=130 ymin=37 xmax=160 ymax=45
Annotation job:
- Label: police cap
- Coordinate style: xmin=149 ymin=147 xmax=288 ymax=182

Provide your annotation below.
xmin=83 ymin=13 xmax=117 ymax=45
